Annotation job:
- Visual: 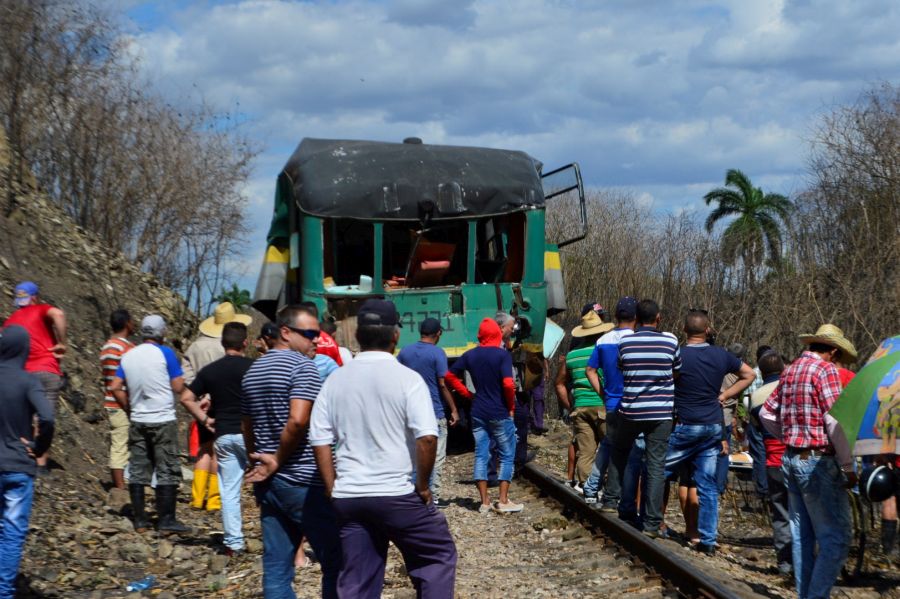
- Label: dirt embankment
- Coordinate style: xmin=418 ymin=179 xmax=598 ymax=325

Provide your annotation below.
xmin=0 ymin=181 xmax=197 ymax=472
xmin=0 ymin=143 xmax=219 ymax=596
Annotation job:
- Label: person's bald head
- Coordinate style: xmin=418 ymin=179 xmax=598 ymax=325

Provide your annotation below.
xmin=684 ymin=311 xmax=709 ymax=337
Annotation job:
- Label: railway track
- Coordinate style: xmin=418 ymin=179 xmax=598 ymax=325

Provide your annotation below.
xmin=517 ymin=463 xmax=741 ymax=599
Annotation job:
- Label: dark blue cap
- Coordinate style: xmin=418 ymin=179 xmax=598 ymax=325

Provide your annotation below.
xmin=615 ymin=296 xmax=638 ymax=320
xmin=259 ymin=322 xmax=280 ymax=339
xmin=419 ymin=317 xmax=442 ymax=335
xmin=580 ymin=302 xmax=606 ymax=317
xmin=358 ymin=299 xmax=401 ymax=327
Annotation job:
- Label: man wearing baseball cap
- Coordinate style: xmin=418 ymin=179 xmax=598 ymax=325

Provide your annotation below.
xmin=595 ymin=298 xmax=683 ymax=541
xmin=397 ymin=317 xmax=460 ymax=505
xmin=3 ymin=281 xmax=67 ymax=475
xmin=254 ymin=322 xmax=280 ymax=355
xmin=309 ymin=299 xmax=457 ymax=597
xmin=110 ymin=315 xmax=190 ymax=533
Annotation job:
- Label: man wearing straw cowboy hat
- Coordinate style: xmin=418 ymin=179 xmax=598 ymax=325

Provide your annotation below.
xmin=557 ymin=309 xmax=614 ymax=488
xmin=760 ymin=324 xmax=858 ymax=599
xmin=183 ymin=302 xmax=252 ymax=511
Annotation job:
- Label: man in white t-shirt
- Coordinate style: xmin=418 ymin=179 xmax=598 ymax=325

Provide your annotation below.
xmin=309 ymin=299 xmax=457 ymax=598
xmin=110 ymin=314 xmax=188 ymax=533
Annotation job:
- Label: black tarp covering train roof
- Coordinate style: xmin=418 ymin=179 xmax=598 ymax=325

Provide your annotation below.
xmin=280 ymin=138 xmax=546 ymax=221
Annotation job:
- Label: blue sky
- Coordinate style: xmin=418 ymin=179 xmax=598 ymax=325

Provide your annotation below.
xmin=110 ymin=0 xmax=900 ymax=294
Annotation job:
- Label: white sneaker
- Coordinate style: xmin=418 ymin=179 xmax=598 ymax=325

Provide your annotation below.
xmin=493 ymin=500 xmax=524 ymax=513
xmin=478 ymin=503 xmax=492 ymax=514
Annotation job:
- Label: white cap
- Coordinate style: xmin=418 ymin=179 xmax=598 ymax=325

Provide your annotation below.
xmin=141 ymin=314 xmax=167 ymax=339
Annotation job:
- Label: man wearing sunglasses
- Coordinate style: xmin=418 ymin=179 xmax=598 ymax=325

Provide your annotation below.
xmin=242 ymin=304 xmax=342 ymax=599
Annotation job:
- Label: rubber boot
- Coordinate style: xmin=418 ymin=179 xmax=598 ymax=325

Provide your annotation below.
xmin=206 ymin=472 xmax=221 ymax=511
xmin=129 ymin=484 xmax=151 ymax=532
xmin=191 ymin=469 xmax=208 ymax=509
xmin=156 ymin=485 xmax=191 ymax=533
xmin=882 ymin=519 xmax=898 ymax=555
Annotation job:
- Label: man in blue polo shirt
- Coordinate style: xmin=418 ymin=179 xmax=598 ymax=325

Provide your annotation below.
xmin=583 ymin=297 xmax=643 ymax=509
xmin=664 ymin=310 xmax=754 ymax=554
xmin=599 ymin=299 xmax=681 ymax=538
xmin=397 ymin=317 xmax=459 ymax=505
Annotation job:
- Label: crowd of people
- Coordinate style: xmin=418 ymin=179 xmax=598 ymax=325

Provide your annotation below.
xmin=558 ymin=296 xmax=899 ymax=599
xmin=0 ymin=282 xmax=464 ymax=598
xmin=0 ymin=279 xmax=897 ymax=599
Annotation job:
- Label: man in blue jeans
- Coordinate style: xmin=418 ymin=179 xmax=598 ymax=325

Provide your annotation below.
xmin=665 ymin=311 xmax=754 ymax=554
xmin=760 ymin=325 xmax=859 ymax=599
xmin=446 ymin=318 xmax=522 ymax=513
xmin=179 ymin=322 xmax=254 ymax=556
xmin=0 ymin=326 xmax=55 ymax=596
xmin=243 ymin=305 xmax=341 ymax=599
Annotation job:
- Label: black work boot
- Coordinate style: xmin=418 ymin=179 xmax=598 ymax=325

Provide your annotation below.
xmin=129 ymin=484 xmax=151 ymax=532
xmin=155 ymin=485 xmax=191 ymax=533
xmin=882 ymin=519 xmax=898 ymax=555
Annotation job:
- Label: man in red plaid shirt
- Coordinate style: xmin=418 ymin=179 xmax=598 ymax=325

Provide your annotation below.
xmin=760 ymin=324 xmax=858 ymax=599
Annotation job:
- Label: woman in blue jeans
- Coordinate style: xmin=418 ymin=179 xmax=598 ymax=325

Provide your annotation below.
xmin=446 ymin=318 xmax=523 ymax=513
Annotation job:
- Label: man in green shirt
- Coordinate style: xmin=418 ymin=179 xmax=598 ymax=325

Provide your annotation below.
xmin=556 ymin=311 xmax=613 ymax=487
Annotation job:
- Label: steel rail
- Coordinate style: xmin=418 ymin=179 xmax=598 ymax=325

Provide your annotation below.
xmin=521 ymin=463 xmax=741 ymax=599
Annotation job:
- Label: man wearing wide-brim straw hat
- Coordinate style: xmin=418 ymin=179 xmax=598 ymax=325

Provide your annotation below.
xmin=759 ymin=322 xmax=858 ymax=599
xmin=556 ymin=310 xmax=614 ymax=487
xmin=182 ymin=302 xmax=252 ymax=512
xmin=798 ymin=324 xmax=858 ymax=365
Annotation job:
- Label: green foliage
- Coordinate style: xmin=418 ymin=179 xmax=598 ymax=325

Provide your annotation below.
xmin=704 ymin=169 xmax=793 ymax=271
xmin=215 ymin=283 xmax=251 ymax=312
xmin=735 ymin=401 xmax=748 ymax=422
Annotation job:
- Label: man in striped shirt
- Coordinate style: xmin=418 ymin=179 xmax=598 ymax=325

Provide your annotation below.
xmin=600 ymin=299 xmax=681 ymax=538
xmin=242 ymin=304 xmax=341 ymax=599
xmin=99 ymin=309 xmax=134 ymax=490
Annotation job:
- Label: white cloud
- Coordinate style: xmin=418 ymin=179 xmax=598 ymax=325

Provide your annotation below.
xmin=116 ymin=0 xmax=900 ymax=275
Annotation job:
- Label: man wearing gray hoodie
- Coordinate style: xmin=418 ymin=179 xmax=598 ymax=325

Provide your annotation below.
xmin=0 ymin=325 xmax=55 ymax=597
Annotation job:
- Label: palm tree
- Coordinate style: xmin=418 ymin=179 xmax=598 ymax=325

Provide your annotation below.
xmin=704 ymin=169 xmax=793 ymax=283
xmin=215 ymin=283 xmax=252 ymax=312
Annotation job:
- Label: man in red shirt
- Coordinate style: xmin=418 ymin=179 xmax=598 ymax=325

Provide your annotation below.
xmin=760 ymin=324 xmax=858 ymax=599
xmin=3 ymin=281 xmax=67 ymax=475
